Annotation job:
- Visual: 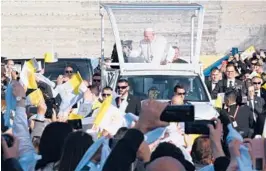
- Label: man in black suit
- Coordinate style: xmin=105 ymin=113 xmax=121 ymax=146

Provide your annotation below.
xmin=115 ymin=79 xmax=141 ymax=116
xmin=211 ymin=64 xmax=247 ymax=102
xmin=205 ymin=68 xmax=221 ymax=94
xmin=247 ymin=85 xmax=266 ymax=136
xmin=223 ymin=90 xmax=254 ymax=138
xmin=252 ymin=76 xmax=266 ymax=101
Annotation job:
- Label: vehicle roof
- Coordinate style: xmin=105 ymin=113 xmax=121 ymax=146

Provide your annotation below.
xmin=119 ymin=63 xmax=200 ymax=75
xmin=4 ymin=57 xmax=97 ymax=60
xmin=120 ymin=70 xmax=197 ymax=76
xmin=100 ymin=3 xmax=203 ymax=10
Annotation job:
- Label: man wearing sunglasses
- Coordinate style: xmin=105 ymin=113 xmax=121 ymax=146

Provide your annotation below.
xmin=252 ymin=76 xmax=266 ymax=101
xmin=64 ymin=66 xmax=74 ymax=79
xmin=173 ymin=85 xmax=186 ymax=105
xmin=102 ymin=86 xmax=113 ymax=101
xmin=115 ymin=79 xmax=141 ymax=116
xmin=57 ymin=66 xmax=74 ymax=85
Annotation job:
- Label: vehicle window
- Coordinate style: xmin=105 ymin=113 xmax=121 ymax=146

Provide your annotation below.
xmin=44 ymin=59 xmax=92 ymax=81
xmin=124 ymin=75 xmax=209 ymax=102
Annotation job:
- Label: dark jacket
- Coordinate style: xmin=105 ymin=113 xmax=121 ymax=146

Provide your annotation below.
xmin=173 ymin=58 xmax=188 ymax=63
xmin=211 ymin=79 xmax=247 ymax=103
xmin=223 ymin=104 xmax=254 ymax=138
xmin=205 ymin=80 xmax=218 ymax=94
xmin=115 ymin=94 xmax=141 ymax=116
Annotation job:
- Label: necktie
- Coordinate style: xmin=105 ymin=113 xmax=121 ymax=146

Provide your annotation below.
xmin=229 ymin=81 xmax=233 ymax=88
xmin=117 ymin=98 xmax=124 ymax=108
xmin=251 ymin=100 xmax=256 ymax=122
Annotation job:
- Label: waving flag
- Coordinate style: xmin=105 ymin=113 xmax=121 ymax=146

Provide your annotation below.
xmin=27 ymin=89 xmax=44 ymax=106
xmin=44 ymin=52 xmax=58 ymax=63
xmin=57 ymin=72 xmax=83 ymax=95
xmin=57 ymin=72 xmax=83 ymax=113
xmin=75 ymin=137 xmax=110 ymax=171
xmin=20 ymin=58 xmax=39 ymax=89
xmin=93 ymin=96 xmax=113 ymax=126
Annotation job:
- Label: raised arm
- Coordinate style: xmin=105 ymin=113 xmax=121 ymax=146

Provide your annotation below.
xmin=12 ymin=81 xmax=39 ymax=171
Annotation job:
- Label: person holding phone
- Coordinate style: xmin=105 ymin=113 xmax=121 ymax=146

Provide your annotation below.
xmin=1 ymin=134 xmax=23 ymax=171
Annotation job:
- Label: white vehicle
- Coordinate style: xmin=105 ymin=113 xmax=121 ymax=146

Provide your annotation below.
xmin=99 ymin=3 xmax=219 ymax=119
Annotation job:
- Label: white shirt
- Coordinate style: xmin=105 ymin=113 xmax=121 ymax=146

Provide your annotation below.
xmin=212 ymin=82 xmax=218 ymax=91
xmin=128 ymin=35 xmax=175 ymax=63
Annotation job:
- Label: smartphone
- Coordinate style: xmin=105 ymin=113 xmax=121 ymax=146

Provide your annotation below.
xmin=185 ymin=120 xmax=215 ymax=135
xmin=251 ymin=139 xmax=265 ymax=170
xmin=160 ymin=105 xmax=194 ymax=122
xmin=2 ymin=134 xmax=14 ymax=147
xmin=28 ymin=106 xmax=38 ymax=114
xmin=255 ymin=158 xmax=263 ymax=171
xmin=68 ymin=119 xmax=82 ymax=130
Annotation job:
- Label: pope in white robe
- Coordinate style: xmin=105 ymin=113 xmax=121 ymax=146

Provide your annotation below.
xmin=124 ymin=28 xmax=175 ymax=64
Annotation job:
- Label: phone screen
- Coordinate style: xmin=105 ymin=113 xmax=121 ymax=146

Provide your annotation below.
xmin=185 ymin=120 xmax=215 ymax=135
xmin=29 ymin=106 xmax=38 ymax=114
xmin=160 ymin=105 xmax=194 ymax=122
xmin=255 ymin=158 xmax=263 ymax=171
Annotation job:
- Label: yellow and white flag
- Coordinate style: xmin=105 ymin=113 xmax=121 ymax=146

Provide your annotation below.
xmin=57 ymin=72 xmax=83 ymax=112
xmin=20 ymin=58 xmax=39 ymax=89
xmin=27 ymin=89 xmax=44 ymax=106
xmin=93 ymin=96 xmax=113 ymax=126
xmin=57 ymin=72 xmax=83 ymax=95
xmin=44 ymin=52 xmax=58 ymax=63
xmin=241 ymin=45 xmax=256 ymax=60
xmin=93 ymin=96 xmax=125 ymax=136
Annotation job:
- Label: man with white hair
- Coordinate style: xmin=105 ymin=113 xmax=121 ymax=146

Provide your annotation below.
xmin=123 ymin=28 xmax=175 ymax=64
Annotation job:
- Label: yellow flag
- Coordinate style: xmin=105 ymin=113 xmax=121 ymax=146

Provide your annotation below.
xmin=214 ymin=96 xmax=223 ymax=109
xmin=27 ymin=71 xmax=38 ymax=89
xmin=28 ymin=89 xmax=44 ymax=106
xmin=68 ymin=113 xmax=84 ymax=120
xmin=93 ymin=96 xmax=112 ymax=126
xmin=69 ymin=72 xmax=83 ymax=94
xmin=241 ymin=45 xmax=256 ymax=59
xmin=44 ymin=52 xmax=58 ymax=63
xmin=26 ymin=58 xmax=38 ymax=72
xmin=262 ymin=84 xmax=266 ymax=90
xmin=92 ymin=100 xmax=102 ymax=110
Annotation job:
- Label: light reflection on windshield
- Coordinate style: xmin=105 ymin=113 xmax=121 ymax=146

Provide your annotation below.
xmin=124 ymin=75 xmax=209 ymax=101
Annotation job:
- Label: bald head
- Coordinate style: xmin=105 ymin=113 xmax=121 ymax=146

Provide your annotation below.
xmin=146 ymin=157 xmax=186 ymax=171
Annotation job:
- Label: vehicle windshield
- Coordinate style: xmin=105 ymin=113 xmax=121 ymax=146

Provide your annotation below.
xmin=44 ymin=59 xmax=92 ymax=81
xmin=124 ymin=75 xmax=209 ymax=102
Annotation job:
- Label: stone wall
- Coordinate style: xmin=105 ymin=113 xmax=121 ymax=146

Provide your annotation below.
xmin=1 ymin=0 xmax=266 ymax=58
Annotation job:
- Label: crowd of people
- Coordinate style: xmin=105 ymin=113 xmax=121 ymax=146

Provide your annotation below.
xmin=1 ymin=43 xmax=266 ymax=170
